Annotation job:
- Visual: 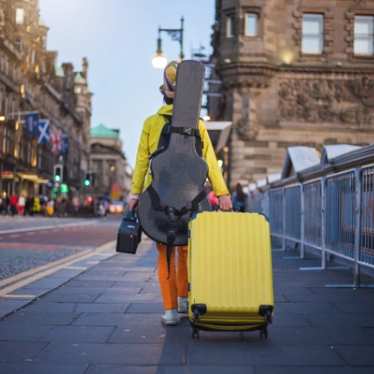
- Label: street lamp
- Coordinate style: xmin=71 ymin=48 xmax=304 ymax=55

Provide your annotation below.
xmin=151 ymin=17 xmax=185 ymax=69
xmin=152 ymin=37 xmax=167 ymax=69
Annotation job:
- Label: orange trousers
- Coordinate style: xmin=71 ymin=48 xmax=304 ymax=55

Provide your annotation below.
xmin=156 ymin=243 xmax=188 ymax=310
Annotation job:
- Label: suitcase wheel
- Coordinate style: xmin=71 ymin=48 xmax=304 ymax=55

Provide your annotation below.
xmin=259 ymin=326 xmax=268 ymax=340
xmin=192 ymin=327 xmax=200 ymax=340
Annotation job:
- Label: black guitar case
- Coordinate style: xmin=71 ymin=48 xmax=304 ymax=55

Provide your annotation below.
xmin=138 ymin=60 xmax=208 ymax=246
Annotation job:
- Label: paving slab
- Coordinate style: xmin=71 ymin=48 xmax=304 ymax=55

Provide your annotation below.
xmin=85 ymin=365 xmax=256 ymax=374
xmin=34 ymin=342 xmax=185 ymax=365
xmin=64 ymin=280 xmax=116 ymax=288
xmin=0 ymin=363 xmax=88 ymax=374
xmin=75 ymin=302 xmax=128 ymax=313
xmin=0 ymin=341 xmax=48 ymax=362
xmin=108 ymin=316 xmax=190 ymax=344
xmin=186 ymin=342 xmax=344 ymax=366
xmin=255 ymin=367 xmax=374 ymax=374
xmin=0 ymin=322 xmax=52 ymax=341
xmin=0 ymin=299 xmax=30 ymax=319
xmin=94 ymin=294 xmax=138 ymax=303
xmin=41 ymin=292 xmax=100 ymax=303
xmin=41 ymin=325 xmax=115 ymax=343
xmin=307 ymin=311 xmax=374 ymax=327
xmin=126 ymin=302 xmax=164 ymax=314
xmin=24 ymin=300 xmax=76 ymax=313
xmin=334 ymin=345 xmax=374 ymax=366
xmin=4 ymin=310 xmax=81 ymax=325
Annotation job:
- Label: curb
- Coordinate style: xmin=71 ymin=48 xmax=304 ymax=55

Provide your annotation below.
xmin=0 ymin=219 xmax=98 ymax=235
xmin=0 ymin=240 xmax=117 ymax=320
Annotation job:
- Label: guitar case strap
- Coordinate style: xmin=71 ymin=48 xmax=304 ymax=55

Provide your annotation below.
xmin=150 ymin=120 xmax=203 ymax=160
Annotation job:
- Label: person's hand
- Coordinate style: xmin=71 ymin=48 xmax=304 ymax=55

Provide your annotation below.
xmin=219 ymin=195 xmax=232 ymax=211
xmin=127 ymin=194 xmax=139 ymax=211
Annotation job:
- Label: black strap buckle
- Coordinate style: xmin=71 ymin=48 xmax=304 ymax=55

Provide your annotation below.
xmin=170 ymin=127 xmax=198 ymax=137
xmin=182 ymin=127 xmax=194 ymax=136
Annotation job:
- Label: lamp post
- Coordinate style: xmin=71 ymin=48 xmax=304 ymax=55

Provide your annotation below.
xmin=152 ymin=17 xmax=184 ymax=69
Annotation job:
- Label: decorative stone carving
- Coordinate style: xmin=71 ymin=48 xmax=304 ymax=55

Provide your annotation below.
xmin=0 ymin=8 xmax=4 ymax=27
xmin=235 ymin=92 xmax=253 ymax=141
xmin=235 ymin=118 xmax=250 ymax=140
xmin=279 ymin=77 xmax=374 ymax=126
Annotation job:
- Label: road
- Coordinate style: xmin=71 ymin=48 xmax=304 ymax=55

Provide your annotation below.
xmin=0 ymin=216 xmax=120 ymax=281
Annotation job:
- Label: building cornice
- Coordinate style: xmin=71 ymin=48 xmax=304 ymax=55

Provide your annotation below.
xmin=217 ymin=61 xmax=374 ymax=89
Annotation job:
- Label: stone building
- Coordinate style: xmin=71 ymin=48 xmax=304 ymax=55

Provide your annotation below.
xmin=0 ymin=0 xmax=92 ymax=197
xmin=90 ymin=124 xmax=132 ymax=200
xmin=210 ymin=0 xmax=374 ymax=186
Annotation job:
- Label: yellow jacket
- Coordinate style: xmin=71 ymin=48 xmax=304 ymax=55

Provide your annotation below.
xmin=131 ymin=104 xmax=229 ymax=197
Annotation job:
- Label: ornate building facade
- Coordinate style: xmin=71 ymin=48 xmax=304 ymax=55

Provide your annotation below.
xmin=0 ymin=0 xmax=92 ymax=197
xmin=210 ymin=0 xmax=374 ymax=186
xmin=90 ymin=124 xmax=132 ymax=200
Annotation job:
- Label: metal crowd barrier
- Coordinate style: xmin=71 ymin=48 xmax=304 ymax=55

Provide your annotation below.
xmin=248 ymin=162 xmax=374 ymax=287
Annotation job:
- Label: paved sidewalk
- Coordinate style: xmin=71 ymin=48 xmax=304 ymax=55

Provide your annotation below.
xmin=0 ymin=240 xmax=374 ymax=373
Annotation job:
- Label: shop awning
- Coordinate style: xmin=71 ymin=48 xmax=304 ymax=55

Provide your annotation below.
xmin=17 ymin=173 xmax=49 ymax=184
xmin=0 ymin=171 xmax=15 ymax=179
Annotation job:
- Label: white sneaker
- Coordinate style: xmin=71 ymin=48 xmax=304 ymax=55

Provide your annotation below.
xmin=161 ymin=309 xmax=179 ymax=326
xmin=177 ymin=297 xmax=188 ymax=314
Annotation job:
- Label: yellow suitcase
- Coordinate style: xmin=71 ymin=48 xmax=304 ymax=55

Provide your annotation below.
xmin=188 ymin=211 xmax=274 ymax=339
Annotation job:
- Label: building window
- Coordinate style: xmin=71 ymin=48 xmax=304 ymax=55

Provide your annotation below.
xmin=31 ymin=50 xmax=36 ymax=64
xmin=245 ymin=13 xmax=258 ymax=37
xmin=302 ymin=14 xmax=324 ymax=54
xmin=354 ymin=16 xmax=374 ymax=56
xmin=226 ymin=15 xmax=234 ymax=38
xmin=16 ymin=8 xmax=25 ymax=25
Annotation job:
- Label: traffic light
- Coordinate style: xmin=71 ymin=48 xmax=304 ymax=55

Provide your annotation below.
xmin=54 ymin=164 xmax=63 ymax=183
xmin=84 ymin=173 xmax=91 ymax=187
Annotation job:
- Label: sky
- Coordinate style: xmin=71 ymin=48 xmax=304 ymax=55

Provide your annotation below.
xmin=39 ymin=0 xmax=215 ymax=167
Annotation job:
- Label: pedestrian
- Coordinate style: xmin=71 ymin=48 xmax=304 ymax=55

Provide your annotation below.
xmin=72 ymin=196 xmax=80 ymax=215
xmin=17 ymin=194 xmax=26 ymax=216
xmin=4 ymin=195 xmax=10 ymax=215
xmin=32 ymin=196 xmax=40 ymax=215
xmin=25 ymin=196 xmax=32 ymax=216
xmin=55 ymin=197 xmax=63 ymax=217
xmin=232 ymin=183 xmax=248 ymax=212
xmin=46 ymin=199 xmax=54 ymax=217
xmin=61 ymin=198 xmax=67 ymax=217
xmin=127 ymin=61 xmax=232 ymax=326
xmin=10 ymin=194 xmax=18 ymax=216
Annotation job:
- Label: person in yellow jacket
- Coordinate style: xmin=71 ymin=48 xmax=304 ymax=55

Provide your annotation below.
xmin=128 ymin=61 xmax=232 ymax=325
